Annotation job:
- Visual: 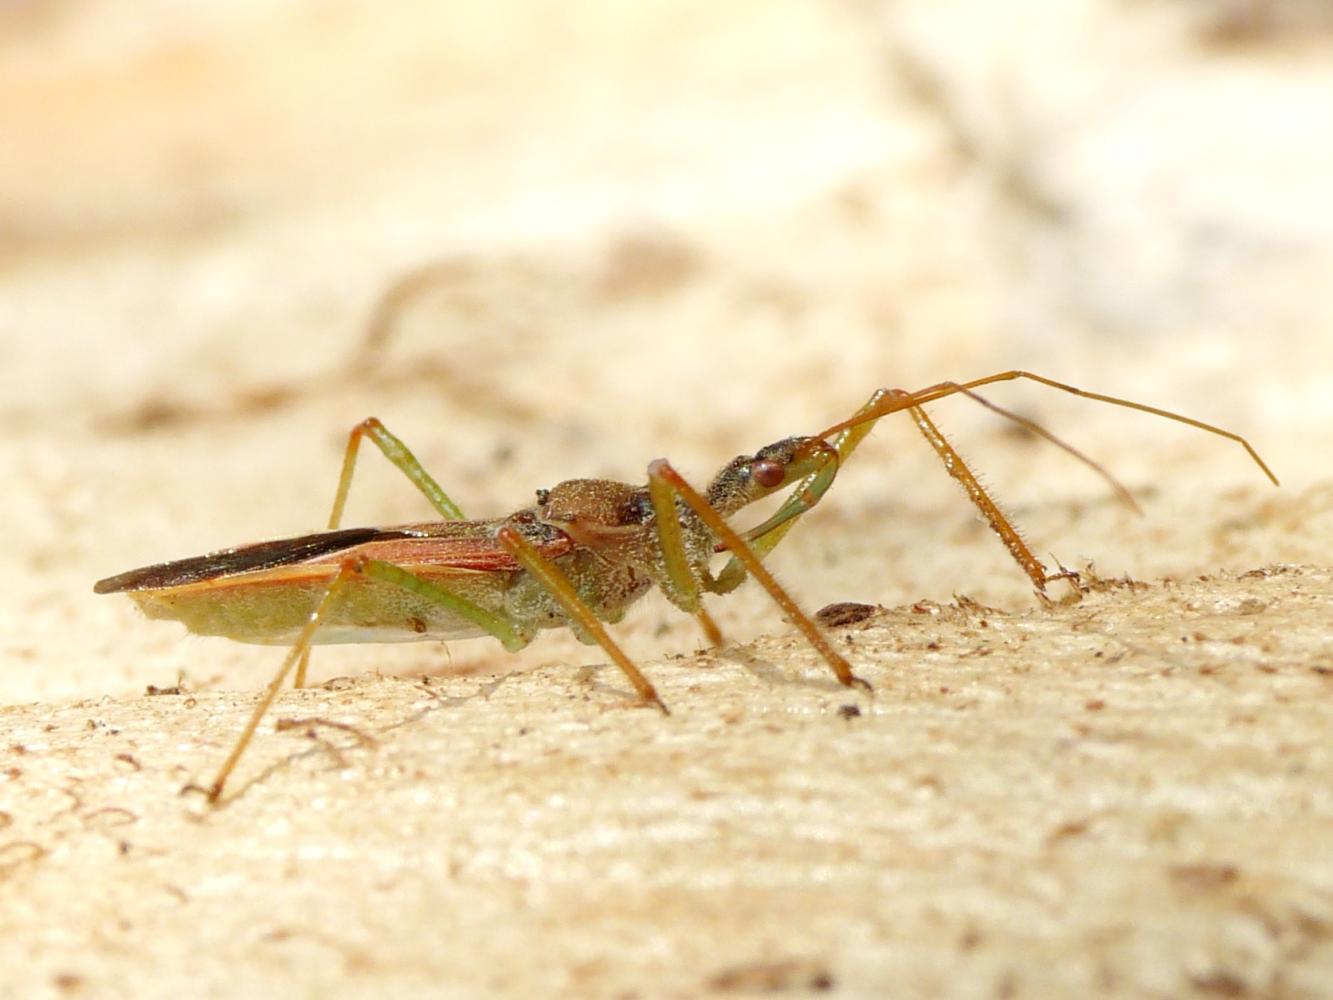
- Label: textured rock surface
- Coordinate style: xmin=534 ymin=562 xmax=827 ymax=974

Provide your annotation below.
xmin=2 ymin=2 xmax=1330 ymax=997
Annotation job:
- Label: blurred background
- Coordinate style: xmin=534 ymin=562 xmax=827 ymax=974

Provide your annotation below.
xmin=3 ymin=0 xmax=1330 ymax=702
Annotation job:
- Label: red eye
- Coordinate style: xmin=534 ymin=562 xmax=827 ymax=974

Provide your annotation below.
xmin=752 ymin=460 xmax=785 ymax=488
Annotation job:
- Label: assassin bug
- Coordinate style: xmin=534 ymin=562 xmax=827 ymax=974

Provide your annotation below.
xmin=94 ymin=371 xmax=1277 ymax=802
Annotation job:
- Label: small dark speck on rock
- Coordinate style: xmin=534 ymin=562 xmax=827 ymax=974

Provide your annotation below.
xmin=815 ymin=602 xmax=877 ymax=628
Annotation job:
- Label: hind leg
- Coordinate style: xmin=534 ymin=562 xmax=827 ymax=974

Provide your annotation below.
xmin=295 ymin=418 xmax=468 ymax=689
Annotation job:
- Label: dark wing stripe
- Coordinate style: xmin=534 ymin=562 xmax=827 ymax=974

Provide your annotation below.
xmin=93 ymin=527 xmax=410 ymax=594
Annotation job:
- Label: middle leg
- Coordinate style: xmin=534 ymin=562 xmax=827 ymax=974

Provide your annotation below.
xmin=648 ymin=459 xmax=871 ymax=693
xmin=497 ymin=527 xmax=669 ymax=714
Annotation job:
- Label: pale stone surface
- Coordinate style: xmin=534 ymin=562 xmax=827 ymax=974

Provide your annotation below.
xmin=1 ymin=2 xmax=1330 ymax=998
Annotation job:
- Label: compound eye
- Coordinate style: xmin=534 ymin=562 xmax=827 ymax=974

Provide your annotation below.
xmin=752 ymin=459 xmax=785 ymax=489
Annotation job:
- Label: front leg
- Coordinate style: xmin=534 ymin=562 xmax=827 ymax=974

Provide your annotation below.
xmin=711 ymin=388 xmax=889 ymax=595
xmin=646 ymin=466 xmax=724 ymax=647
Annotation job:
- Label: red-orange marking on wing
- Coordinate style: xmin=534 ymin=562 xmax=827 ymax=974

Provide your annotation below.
xmin=98 ymin=524 xmax=576 ymax=596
